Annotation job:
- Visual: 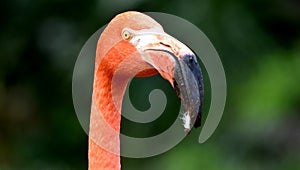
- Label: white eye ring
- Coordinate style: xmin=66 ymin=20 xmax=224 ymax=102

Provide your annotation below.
xmin=122 ymin=30 xmax=132 ymax=40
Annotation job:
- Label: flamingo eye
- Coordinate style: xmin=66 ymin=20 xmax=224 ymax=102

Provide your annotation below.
xmin=122 ymin=30 xmax=132 ymax=40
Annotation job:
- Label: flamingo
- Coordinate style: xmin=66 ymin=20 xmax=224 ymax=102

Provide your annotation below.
xmin=89 ymin=11 xmax=204 ymax=170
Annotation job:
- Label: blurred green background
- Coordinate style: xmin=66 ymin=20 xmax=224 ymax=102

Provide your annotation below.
xmin=1 ymin=0 xmax=300 ymax=169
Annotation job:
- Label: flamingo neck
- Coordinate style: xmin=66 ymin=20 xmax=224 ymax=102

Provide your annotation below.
xmin=88 ymin=41 xmax=137 ymax=170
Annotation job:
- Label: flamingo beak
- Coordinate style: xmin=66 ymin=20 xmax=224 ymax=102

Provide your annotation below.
xmin=125 ymin=28 xmax=204 ymax=134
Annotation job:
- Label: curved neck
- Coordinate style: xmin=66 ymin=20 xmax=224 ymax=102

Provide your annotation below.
xmin=88 ymin=41 xmax=137 ymax=170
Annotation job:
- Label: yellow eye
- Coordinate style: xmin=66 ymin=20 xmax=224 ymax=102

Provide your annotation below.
xmin=122 ymin=30 xmax=132 ymax=40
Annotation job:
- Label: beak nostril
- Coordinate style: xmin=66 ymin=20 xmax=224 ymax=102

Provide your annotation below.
xmin=159 ymin=42 xmax=171 ymax=48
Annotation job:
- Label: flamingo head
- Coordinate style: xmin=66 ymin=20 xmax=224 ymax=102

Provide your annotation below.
xmin=97 ymin=11 xmax=204 ymax=133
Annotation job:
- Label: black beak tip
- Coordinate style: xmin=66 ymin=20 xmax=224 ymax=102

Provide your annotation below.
xmin=180 ymin=53 xmax=204 ymax=130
